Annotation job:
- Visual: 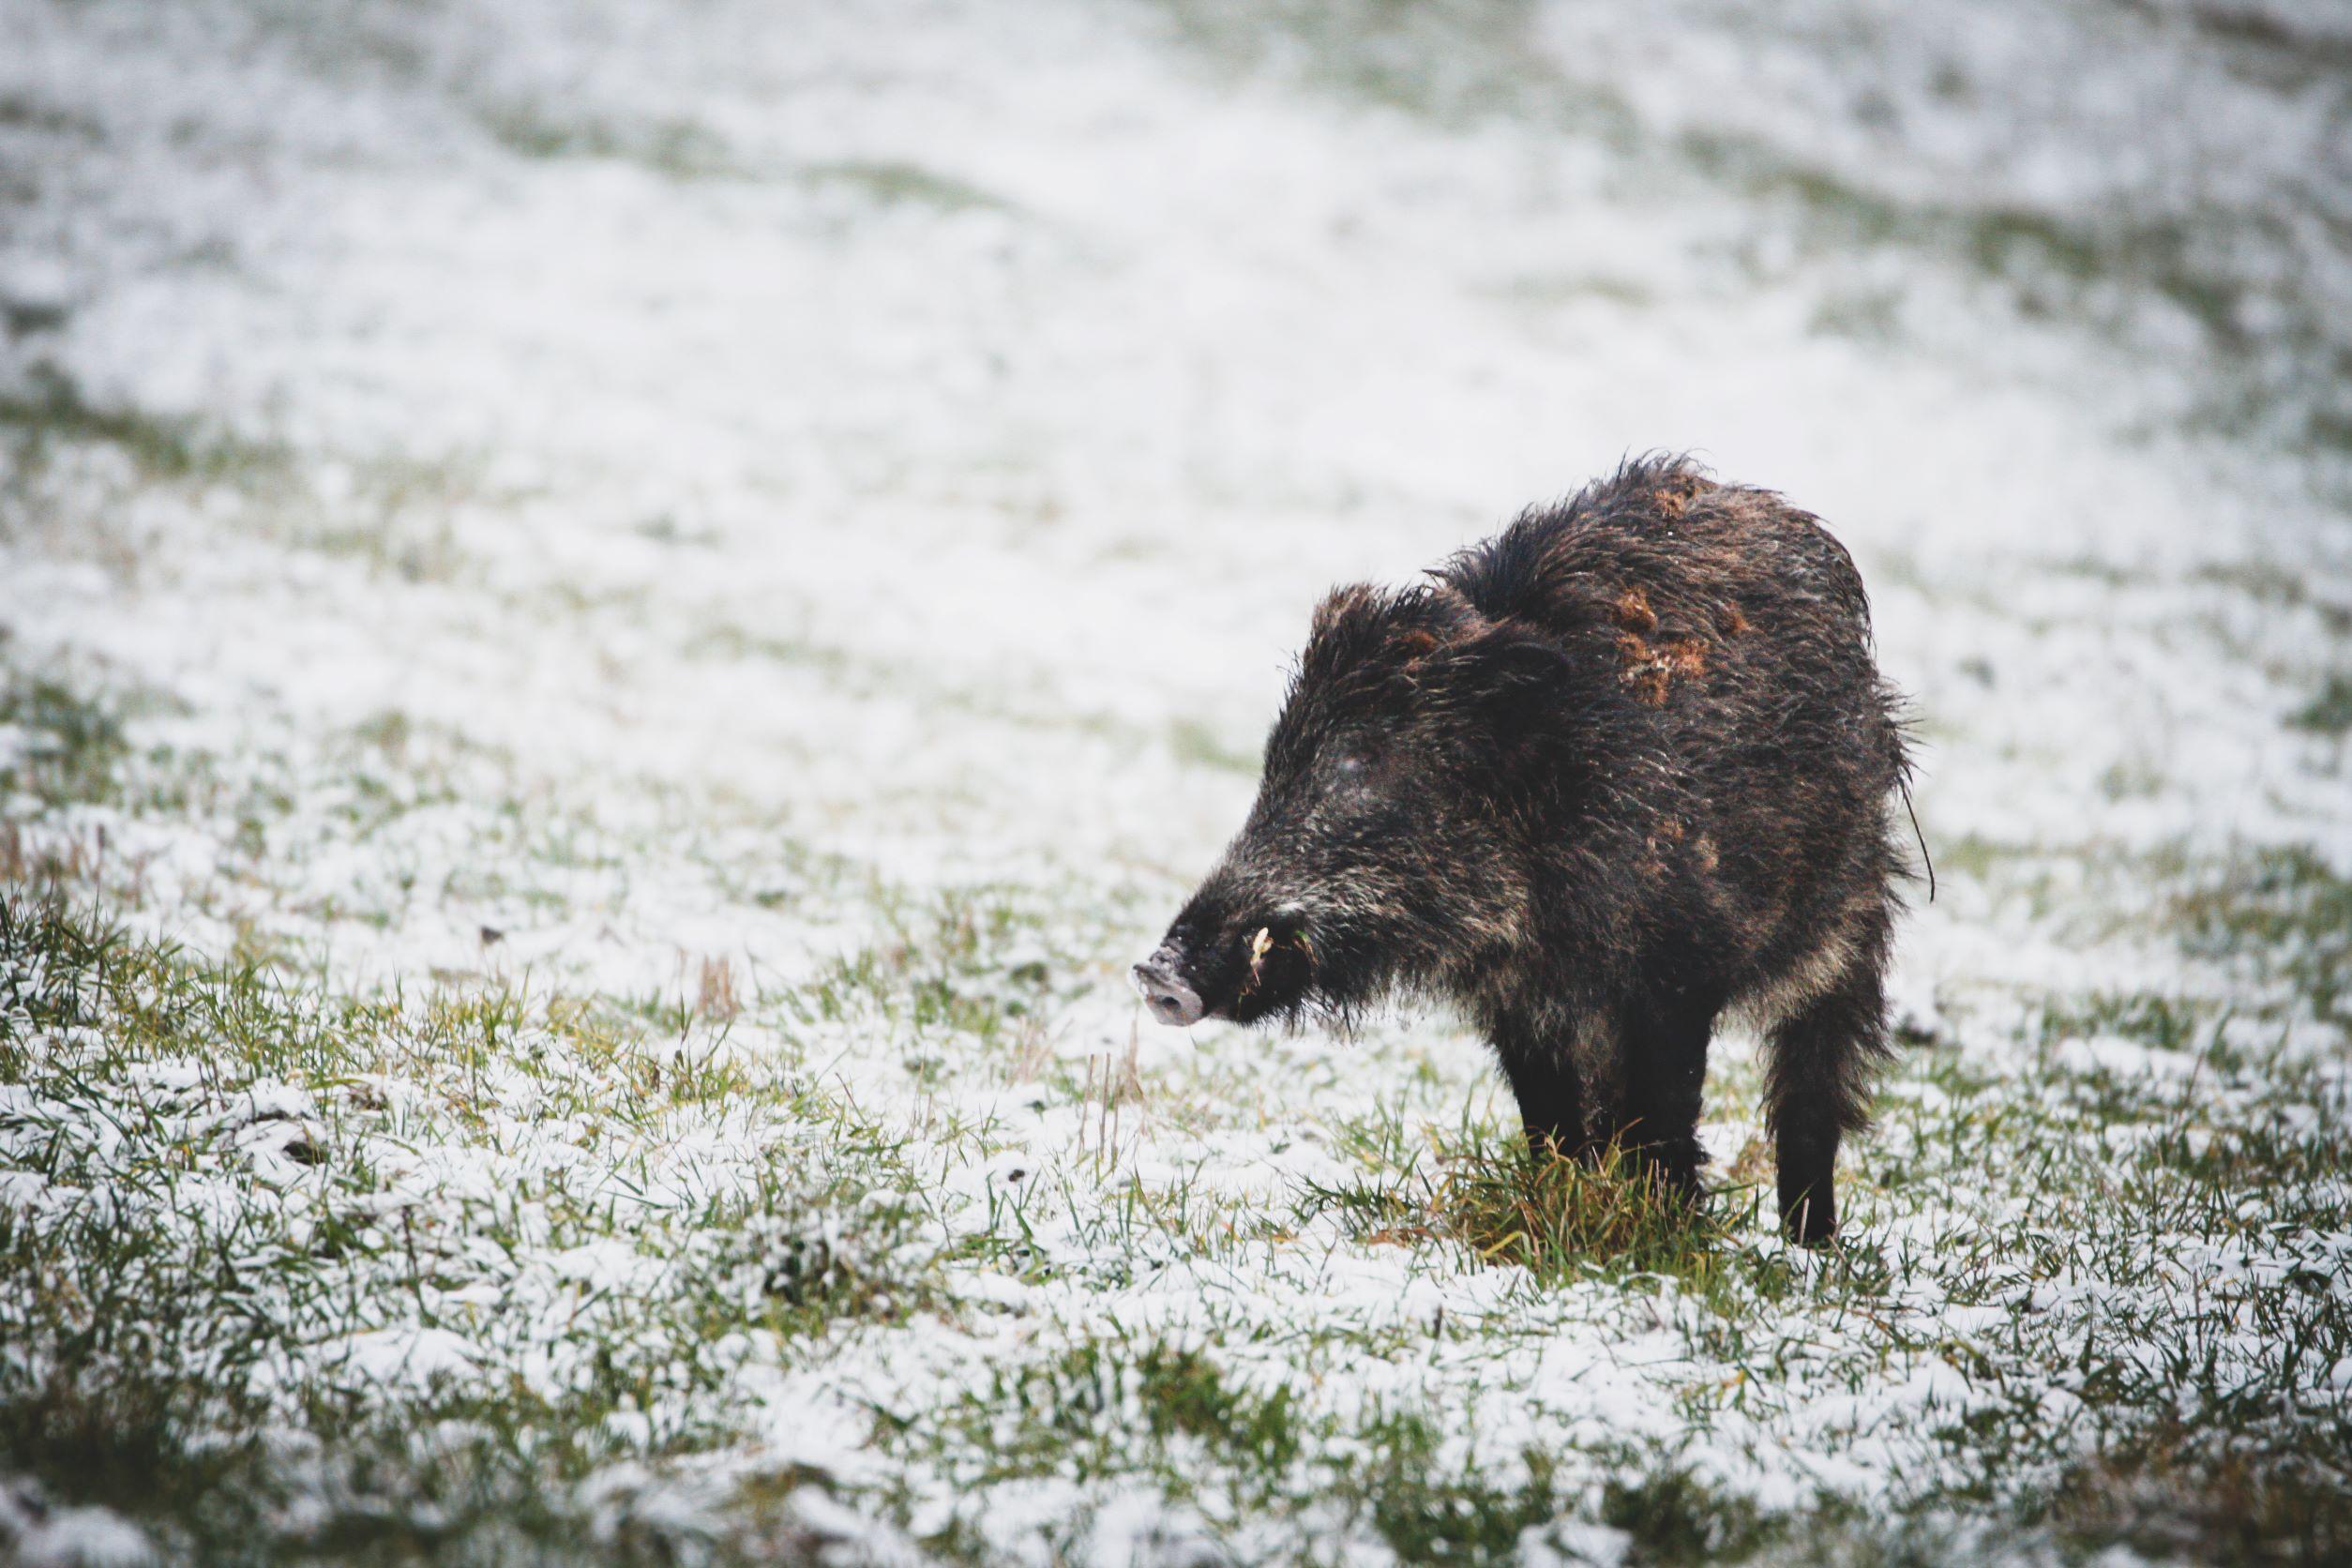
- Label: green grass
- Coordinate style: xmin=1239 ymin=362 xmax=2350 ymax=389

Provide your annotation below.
xmin=478 ymin=103 xmax=738 ymax=179
xmin=2174 ymin=845 xmax=2352 ymax=1031
xmin=1344 ymin=1413 xmax=1573 ymax=1564
xmin=2043 ymin=1431 xmax=2352 ymax=1564
xmin=906 ymin=1329 xmax=1800 ymax=1565
xmin=942 ymin=1337 xmax=1305 ymax=1490
xmin=2289 ymin=672 xmax=2352 ymax=736
xmin=1153 ymin=0 xmax=1606 ymax=136
xmin=8 ymin=882 xmax=2350 ymax=1562
xmin=0 ymin=365 xmax=285 ymax=486
xmin=1154 ymin=0 xmax=2347 ymax=458
xmin=474 ymin=104 xmax=1017 ymax=212
xmin=6 ymin=644 xmax=2350 ymax=1563
xmin=0 ymin=671 xmax=129 ymax=812
xmin=0 ymin=892 xmax=942 ymax=1561
xmin=800 ymin=161 xmax=1015 ymax=215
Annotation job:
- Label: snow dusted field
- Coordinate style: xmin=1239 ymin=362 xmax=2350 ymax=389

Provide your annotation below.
xmin=2 ymin=0 xmax=2350 ymax=1561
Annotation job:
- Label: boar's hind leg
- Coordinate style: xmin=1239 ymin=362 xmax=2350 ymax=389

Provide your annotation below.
xmin=1765 ymin=934 xmax=1892 ymax=1246
xmin=1493 ymin=1013 xmax=1587 ymax=1160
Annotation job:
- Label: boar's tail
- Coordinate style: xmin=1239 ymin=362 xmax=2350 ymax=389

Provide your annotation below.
xmin=1897 ymin=775 xmax=1934 ymax=903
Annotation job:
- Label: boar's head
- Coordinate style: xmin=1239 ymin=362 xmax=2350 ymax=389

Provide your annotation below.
xmin=1134 ymin=581 xmax=1570 ymax=1029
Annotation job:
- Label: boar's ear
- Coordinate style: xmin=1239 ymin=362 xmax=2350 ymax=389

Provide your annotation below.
xmin=1448 ymin=625 xmax=1574 ymax=732
xmin=1301 ymin=583 xmax=1400 ymax=690
xmin=1309 ymin=583 xmax=1384 ymax=641
xmin=1386 ymin=583 xmax=1482 ymax=669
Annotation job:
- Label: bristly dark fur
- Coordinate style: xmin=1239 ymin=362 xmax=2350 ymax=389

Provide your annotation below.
xmin=1143 ymin=456 xmax=1915 ymax=1244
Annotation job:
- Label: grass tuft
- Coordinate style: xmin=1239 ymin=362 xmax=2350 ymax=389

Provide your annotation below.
xmin=1304 ymin=1123 xmax=1736 ymax=1282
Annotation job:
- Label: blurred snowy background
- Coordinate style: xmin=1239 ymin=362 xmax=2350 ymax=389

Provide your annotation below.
xmin=3 ymin=1 xmax=2350 ymax=1561
xmin=5 ymin=0 xmax=2348 ymax=955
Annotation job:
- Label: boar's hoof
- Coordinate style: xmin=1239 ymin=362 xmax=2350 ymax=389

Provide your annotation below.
xmin=1781 ymin=1195 xmax=1838 ymax=1248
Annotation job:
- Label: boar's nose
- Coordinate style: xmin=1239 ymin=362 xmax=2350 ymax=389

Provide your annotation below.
xmin=1131 ymin=947 xmax=1204 ymax=1027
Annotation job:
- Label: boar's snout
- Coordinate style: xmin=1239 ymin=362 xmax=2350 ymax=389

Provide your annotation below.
xmin=1131 ymin=943 xmax=1205 ymax=1027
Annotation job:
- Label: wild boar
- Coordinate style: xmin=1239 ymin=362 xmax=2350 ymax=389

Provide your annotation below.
xmin=1132 ymin=457 xmax=1914 ymax=1244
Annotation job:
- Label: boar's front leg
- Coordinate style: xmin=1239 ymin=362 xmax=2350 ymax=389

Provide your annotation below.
xmin=1490 ymin=1010 xmax=1587 ymax=1160
xmin=1598 ymin=987 xmax=1718 ymax=1204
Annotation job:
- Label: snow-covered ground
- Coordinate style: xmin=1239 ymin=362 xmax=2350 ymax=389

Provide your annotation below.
xmin=1 ymin=1 xmax=2347 ymax=1561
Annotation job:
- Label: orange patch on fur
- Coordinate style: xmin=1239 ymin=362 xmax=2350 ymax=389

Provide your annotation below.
xmin=1651 ymin=474 xmax=1707 ymax=519
xmin=1618 ymin=632 xmax=1708 ymax=705
xmin=1693 ymin=834 xmax=1721 ymax=874
xmin=1611 ymin=588 xmax=1658 ymax=634
xmin=1640 ymin=816 xmax=1687 ymax=878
